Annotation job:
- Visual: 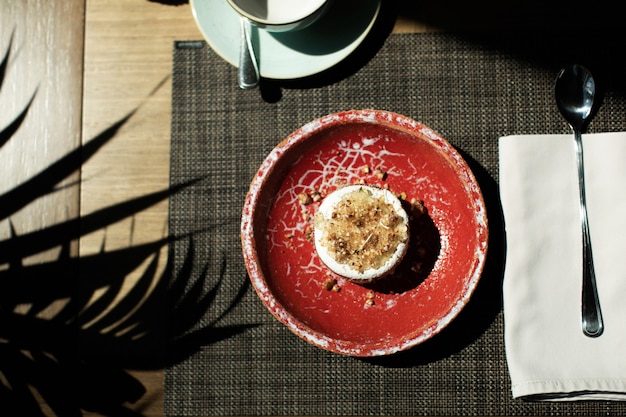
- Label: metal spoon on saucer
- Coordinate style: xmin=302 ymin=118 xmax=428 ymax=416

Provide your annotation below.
xmin=238 ymin=17 xmax=259 ymax=89
xmin=554 ymin=64 xmax=604 ymax=338
xmin=229 ymin=0 xmax=331 ymax=89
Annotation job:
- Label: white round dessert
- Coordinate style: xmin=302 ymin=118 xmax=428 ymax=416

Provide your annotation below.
xmin=314 ymin=185 xmax=410 ymax=282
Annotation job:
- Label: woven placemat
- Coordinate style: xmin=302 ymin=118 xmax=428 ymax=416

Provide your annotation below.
xmin=165 ymin=31 xmax=626 ymax=416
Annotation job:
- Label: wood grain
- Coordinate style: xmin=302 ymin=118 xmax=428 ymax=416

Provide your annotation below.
xmin=1 ymin=0 xmax=85 ymax=415
xmin=0 ymin=0 xmax=84 ymax=251
xmin=81 ymin=2 xmax=203 ymax=416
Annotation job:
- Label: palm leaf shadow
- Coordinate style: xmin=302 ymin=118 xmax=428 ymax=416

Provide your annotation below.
xmin=0 ymin=105 xmax=137 ymax=222
xmin=0 ymin=28 xmax=14 ymax=92
xmin=0 ymin=88 xmax=37 ymax=149
xmin=0 ymin=30 xmax=37 ymax=150
xmin=0 ymin=33 xmax=256 ymax=416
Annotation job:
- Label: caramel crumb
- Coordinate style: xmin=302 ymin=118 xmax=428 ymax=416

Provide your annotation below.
xmin=298 ymin=192 xmax=312 ymax=205
xmin=311 ymin=191 xmax=322 ymax=202
xmin=322 ymin=277 xmax=336 ymax=291
xmin=410 ymin=198 xmax=426 ymax=217
xmin=304 ymin=225 xmax=314 ymax=242
xmin=375 ymin=169 xmax=387 ymax=180
xmin=361 ymin=165 xmax=370 ymax=174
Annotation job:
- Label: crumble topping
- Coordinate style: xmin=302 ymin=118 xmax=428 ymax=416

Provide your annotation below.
xmin=314 ymin=186 xmax=408 ymax=274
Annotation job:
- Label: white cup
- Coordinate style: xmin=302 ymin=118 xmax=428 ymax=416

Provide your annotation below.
xmin=226 ymin=0 xmax=332 ymax=32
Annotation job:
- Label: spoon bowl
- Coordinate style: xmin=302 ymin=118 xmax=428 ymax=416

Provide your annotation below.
xmin=554 ymin=64 xmax=604 ymax=338
xmin=555 ymin=65 xmax=595 ymax=131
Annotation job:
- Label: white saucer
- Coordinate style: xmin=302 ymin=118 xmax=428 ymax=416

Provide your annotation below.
xmin=190 ymin=0 xmax=381 ymax=80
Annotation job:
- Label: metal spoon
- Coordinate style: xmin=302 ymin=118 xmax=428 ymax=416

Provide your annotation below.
xmin=237 ymin=17 xmax=259 ymax=89
xmin=555 ymin=64 xmax=604 ymax=337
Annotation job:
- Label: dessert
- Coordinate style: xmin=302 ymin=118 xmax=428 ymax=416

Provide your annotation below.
xmin=314 ymin=185 xmax=409 ymax=282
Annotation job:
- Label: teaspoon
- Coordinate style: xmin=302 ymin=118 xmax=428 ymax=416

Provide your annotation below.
xmin=238 ymin=17 xmax=259 ymax=89
xmin=555 ymin=64 xmax=604 ymax=338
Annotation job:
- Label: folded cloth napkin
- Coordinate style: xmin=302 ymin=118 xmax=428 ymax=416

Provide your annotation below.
xmin=500 ymin=132 xmax=626 ymax=401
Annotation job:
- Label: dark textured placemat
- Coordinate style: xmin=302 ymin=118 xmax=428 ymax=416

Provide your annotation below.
xmin=165 ymin=31 xmax=626 ymax=416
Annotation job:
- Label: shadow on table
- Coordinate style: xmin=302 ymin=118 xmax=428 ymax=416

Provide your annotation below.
xmin=146 ymin=0 xmax=188 ymax=5
xmin=0 ymin=34 xmax=255 ymax=416
xmin=259 ymin=0 xmax=626 ymax=102
xmin=412 ymin=0 xmax=626 ymax=98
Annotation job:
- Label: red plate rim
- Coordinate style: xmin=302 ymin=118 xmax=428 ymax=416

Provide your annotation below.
xmin=241 ymin=109 xmax=488 ymax=356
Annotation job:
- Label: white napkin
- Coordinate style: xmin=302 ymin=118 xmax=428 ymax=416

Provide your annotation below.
xmin=500 ymin=132 xmax=626 ymax=401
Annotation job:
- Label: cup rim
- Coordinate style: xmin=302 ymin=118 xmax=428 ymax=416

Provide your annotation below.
xmin=226 ymin=0 xmax=329 ymax=27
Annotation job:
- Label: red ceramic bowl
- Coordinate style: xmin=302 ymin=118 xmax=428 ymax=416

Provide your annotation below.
xmin=241 ymin=110 xmax=488 ymax=356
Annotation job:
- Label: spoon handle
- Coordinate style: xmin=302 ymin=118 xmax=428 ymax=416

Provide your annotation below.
xmin=575 ymin=130 xmax=604 ymax=337
xmin=238 ymin=17 xmax=259 ymax=89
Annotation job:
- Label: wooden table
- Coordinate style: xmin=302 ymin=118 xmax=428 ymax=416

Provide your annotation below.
xmin=0 ymin=1 xmax=438 ymax=416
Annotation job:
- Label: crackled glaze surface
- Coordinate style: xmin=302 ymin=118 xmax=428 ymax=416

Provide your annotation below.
xmin=241 ymin=110 xmax=488 ymax=356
